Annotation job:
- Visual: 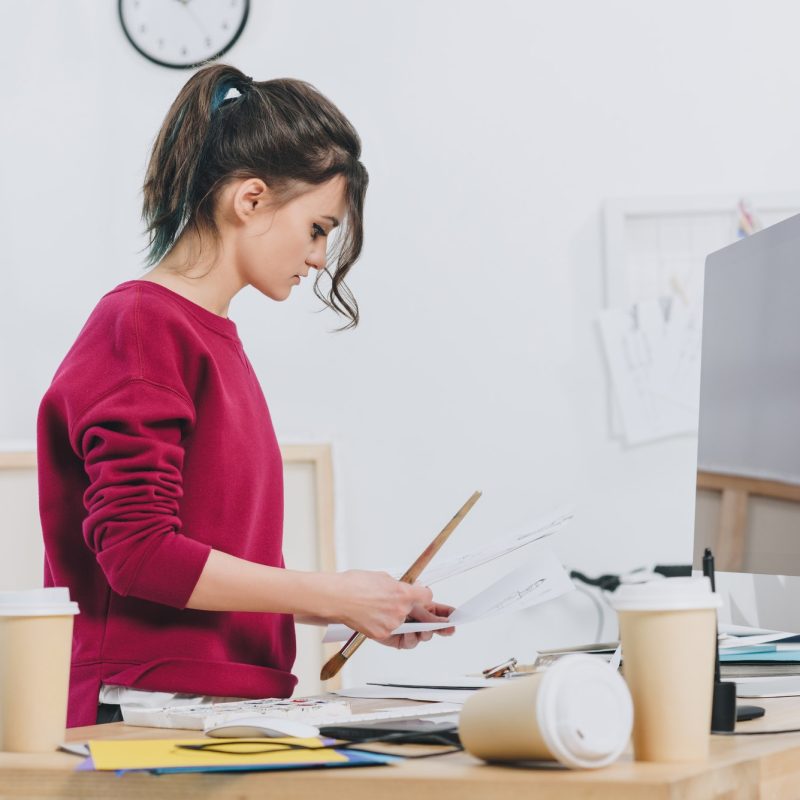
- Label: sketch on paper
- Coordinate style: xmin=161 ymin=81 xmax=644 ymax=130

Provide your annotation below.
xmin=323 ymin=542 xmax=574 ymax=643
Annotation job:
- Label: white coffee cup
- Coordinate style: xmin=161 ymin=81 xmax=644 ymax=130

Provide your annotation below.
xmin=459 ymin=654 xmax=633 ymax=769
xmin=611 ymin=576 xmax=721 ymax=762
xmin=0 ymin=588 xmax=79 ymax=752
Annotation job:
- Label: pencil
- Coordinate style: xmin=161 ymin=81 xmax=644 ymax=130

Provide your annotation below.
xmin=320 ymin=490 xmax=482 ymax=681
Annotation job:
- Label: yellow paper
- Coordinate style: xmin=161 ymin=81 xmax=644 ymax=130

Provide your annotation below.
xmin=88 ymin=737 xmax=347 ymax=770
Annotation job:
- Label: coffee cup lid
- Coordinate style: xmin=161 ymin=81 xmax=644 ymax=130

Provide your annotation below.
xmin=0 ymin=587 xmax=79 ymax=616
xmin=610 ymin=576 xmax=722 ymax=612
xmin=537 ymin=654 xmax=633 ymax=769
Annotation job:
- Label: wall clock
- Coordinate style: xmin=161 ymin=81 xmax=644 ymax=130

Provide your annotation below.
xmin=119 ymin=0 xmax=250 ymax=70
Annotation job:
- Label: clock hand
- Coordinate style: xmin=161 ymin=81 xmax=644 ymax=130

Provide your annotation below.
xmin=183 ymin=1 xmax=213 ymax=40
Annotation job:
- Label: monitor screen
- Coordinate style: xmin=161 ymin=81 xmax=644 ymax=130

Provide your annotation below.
xmin=693 ymin=212 xmax=800 ymax=577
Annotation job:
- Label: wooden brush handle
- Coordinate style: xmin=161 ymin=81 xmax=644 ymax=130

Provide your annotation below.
xmin=399 ymin=490 xmax=482 ymax=583
xmin=320 ymin=491 xmax=482 ymax=681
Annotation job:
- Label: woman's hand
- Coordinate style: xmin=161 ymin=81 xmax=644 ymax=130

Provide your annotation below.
xmin=373 ymin=601 xmax=456 ymax=650
xmin=326 ymin=570 xmax=436 ymax=640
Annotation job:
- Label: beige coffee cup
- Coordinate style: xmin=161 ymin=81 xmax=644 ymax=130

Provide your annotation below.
xmin=0 ymin=588 xmax=79 ymax=753
xmin=460 ymin=654 xmax=633 ymax=769
xmin=611 ymin=576 xmax=721 ymax=762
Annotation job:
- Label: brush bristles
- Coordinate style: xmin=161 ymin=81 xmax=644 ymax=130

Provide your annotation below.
xmin=320 ymin=652 xmax=348 ymax=681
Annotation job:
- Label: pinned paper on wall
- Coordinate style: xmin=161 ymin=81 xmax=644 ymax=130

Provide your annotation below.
xmin=601 ymin=195 xmax=800 ymax=446
xmin=597 ymin=297 xmax=701 ymax=445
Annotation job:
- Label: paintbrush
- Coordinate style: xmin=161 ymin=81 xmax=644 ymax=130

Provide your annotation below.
xmin=320 ymin=490 xmax=482 ymax=681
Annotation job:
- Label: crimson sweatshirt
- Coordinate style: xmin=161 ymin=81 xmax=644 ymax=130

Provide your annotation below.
xmin=37 ymin=280 xmax=297 ymax=728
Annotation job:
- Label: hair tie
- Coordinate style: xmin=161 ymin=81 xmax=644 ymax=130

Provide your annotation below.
xmin=211 ymin=76 xmax=252 ymax=113
xmin=239 ymin=76 xmax=253 ymax=96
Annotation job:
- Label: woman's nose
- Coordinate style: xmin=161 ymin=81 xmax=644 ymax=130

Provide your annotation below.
xmin=306 ymin=243 xmax=327 ymax=271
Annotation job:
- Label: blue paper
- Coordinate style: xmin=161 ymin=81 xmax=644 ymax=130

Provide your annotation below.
xmin=151 ymin=748 xmax=399 ymax=774
xmin=720 ymin=648 xmax=800 ymax=662
xmin=77 ymin=748 xmax=399 ymax=775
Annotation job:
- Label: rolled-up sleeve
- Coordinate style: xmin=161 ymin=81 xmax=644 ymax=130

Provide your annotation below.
xmin=71 ymin=378 xmax=212 ymax=609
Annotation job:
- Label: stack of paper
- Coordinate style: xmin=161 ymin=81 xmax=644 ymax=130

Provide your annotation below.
xmin=720 ymin=644 xmax=800 ymax=678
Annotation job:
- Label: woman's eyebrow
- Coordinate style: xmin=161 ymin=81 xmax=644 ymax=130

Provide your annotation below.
xmin=322 ymin=215 xmax=340 ymax=228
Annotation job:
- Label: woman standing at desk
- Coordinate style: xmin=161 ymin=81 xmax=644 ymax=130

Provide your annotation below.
xmin=36 ymin=64 xmax=453 ymax=728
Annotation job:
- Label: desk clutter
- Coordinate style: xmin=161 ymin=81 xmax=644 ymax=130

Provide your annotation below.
xmin=12 ymin=564 xmax=800 ymax=775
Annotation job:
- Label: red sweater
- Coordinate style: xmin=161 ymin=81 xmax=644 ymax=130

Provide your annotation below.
xmin=37 ymin=281 xmax=297 ymax=728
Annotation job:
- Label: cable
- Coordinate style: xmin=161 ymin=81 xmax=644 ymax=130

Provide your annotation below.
xmin=569 ymin=569 xmax=621 ymax=592
xmin=572 ymin=579 xmax=606 ymax=642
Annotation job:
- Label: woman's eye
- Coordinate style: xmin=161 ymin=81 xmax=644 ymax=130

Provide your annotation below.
xmin=311 ymin=223 xmax=326 ymax=239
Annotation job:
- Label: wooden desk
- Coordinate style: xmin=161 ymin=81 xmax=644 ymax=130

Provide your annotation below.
xmin=4 ymin=696 xmax=800 ymax=799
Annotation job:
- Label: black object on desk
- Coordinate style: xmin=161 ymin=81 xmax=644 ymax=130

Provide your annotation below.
xmin=703 ymin=547 xmax=765 ymax=729
xmin=319 ymin=719 xmax=460 ymax=746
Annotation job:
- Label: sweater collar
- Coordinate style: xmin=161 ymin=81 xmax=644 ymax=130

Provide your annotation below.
xmin=113 ymin=280 xmax=241 ymax=340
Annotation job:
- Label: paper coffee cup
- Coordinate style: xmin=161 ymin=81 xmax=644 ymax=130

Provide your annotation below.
xmin=0 ymin=588 xmax=79 ymax=753
xmin=611 ymin=576 xmax=721 ymax=763
xmin=459 ymin=654 xmax=633 ymax=769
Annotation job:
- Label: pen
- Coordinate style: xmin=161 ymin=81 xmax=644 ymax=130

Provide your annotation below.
xmin=703 ymin=547 xmax=721 ymax=683
xmin=703 ymin=547 xmax=716 ymax=592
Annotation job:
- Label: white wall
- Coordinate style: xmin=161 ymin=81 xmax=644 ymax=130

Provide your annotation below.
xmin=3 ymin=0 xmax=800 ymax=685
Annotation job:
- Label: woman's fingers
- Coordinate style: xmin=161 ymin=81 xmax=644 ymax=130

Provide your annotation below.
xmin=408 ymin=601 xmax=454 ymax=623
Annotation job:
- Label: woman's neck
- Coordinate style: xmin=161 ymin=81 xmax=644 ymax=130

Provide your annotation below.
xmin=140 ymin=232 xmax=245 ymax=318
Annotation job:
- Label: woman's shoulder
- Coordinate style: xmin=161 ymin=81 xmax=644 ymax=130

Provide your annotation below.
xmin=97 ymin=280 xmax=194 ymax=328
xmin=98 ymin=280 xmax=239 ymax=341
xmin=53 ymin=281 xmax=211 ymax=392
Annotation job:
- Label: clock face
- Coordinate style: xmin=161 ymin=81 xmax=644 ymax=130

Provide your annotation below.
xmin=119 ymin=0 xmax=250 ymax=69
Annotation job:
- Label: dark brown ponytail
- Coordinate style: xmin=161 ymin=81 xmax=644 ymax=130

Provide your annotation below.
xmin=142 ymin=63 xmax=368 ymax=328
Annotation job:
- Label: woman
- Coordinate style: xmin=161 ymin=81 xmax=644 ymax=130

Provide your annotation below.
xmin=37 ymin=63 xmax=453 ymax=729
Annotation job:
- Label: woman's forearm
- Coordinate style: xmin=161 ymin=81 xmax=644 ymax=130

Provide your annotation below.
xmin=184 ymin=548 xmax=436 ymax=640
xmin=184 ymin=548 xmax=333 ymax=617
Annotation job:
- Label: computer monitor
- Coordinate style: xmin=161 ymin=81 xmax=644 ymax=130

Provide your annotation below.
xmin=693 ymin=211 xmax=800 ymax=634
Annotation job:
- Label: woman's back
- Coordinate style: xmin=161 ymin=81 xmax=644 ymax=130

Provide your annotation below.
xmin=37 ymin=280 xmax=295 ymax=728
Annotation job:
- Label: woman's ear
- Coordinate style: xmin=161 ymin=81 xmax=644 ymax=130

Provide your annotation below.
xmin=230 ymin=177 xmax=272 ymax=223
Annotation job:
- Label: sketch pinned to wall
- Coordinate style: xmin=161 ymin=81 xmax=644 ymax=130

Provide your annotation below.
xmin=599 ymin=195 xmax=800 ymax=446
xmin=597 ymin=298 xmax=700 ymax=445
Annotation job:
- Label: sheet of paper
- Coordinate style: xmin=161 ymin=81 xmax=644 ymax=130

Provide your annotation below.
xmin=367 ymin=676 xmax=500 ymax=689
xmin=408 ymin=506 xmax=574 ymax=585
xmin=719 ymin=623 xmax=784 ymax=636
xmin=333 ymin=686 xmax=476 ymax=704
xmin=324 ymin=543 xmax=573 ymax=642
xmin=88 ymin=736 xmax=345 ymax=771
xmin=652 ymin=298 xmax=701 ymax=424
xmin=598 ymin=298 xmax=700 ymax=444
xmin=717 ymin=623 xmax=799 ymax=649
